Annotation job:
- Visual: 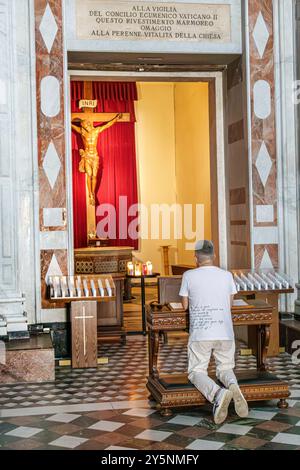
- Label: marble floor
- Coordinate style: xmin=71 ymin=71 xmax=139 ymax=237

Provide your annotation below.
xmin=0 ymin=337 xmax=300 ymax=450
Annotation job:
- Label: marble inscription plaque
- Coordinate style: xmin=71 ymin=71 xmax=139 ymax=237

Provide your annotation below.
xmin=76 ymin=1 xmax=231 ymax=42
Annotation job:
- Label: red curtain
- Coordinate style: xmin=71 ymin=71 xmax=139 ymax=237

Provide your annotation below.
xmin=71 ymin=81 xmax=138 ymax=249
xmin=71 ymin=82 xmax=87 ymax=249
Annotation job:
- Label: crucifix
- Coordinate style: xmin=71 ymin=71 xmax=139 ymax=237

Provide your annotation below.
xmin=71 ymin=81 xmax=131 ymax=237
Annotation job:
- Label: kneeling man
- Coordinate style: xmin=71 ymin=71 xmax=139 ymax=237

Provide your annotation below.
xmin=179 ymin=240 xmax=248 ymax=424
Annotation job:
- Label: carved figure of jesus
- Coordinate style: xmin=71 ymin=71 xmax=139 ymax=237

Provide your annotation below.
xmin=71 ymin=113 xmax=122 ymax=206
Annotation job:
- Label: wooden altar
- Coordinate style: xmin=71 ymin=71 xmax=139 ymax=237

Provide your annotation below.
xmin=146 ymin=277 xmax=290 ymax=416
xmin=74 ymin=246 xmax=133 ymax=275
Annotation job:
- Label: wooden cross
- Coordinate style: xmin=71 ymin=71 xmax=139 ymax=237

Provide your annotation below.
xmin=74 ymin=305 xmax=94 ymax=357
xmin=71 ymin=81 xmax=130 ymax=123
xmin=71 ymin=300 xmax=98 ymax=368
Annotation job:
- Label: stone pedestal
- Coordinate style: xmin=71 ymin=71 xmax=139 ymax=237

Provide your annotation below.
xmin=0 ymin=334 xmax=55 ymax=384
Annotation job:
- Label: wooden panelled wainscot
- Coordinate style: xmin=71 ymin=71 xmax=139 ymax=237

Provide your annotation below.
xmin=146 ymin=277 xmax=290 ymax=416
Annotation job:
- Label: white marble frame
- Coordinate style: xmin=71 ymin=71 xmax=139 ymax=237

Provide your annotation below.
xmin=0 ymin=0 xmax=39 ymax=324
xmin=273 ymin=0 xmax=299 ymax=311
xmin=66 ymin=70 xmax=228 ymax=271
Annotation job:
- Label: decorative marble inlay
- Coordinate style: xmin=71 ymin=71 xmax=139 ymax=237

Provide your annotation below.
xmin=34 ymin=0 xmax=67 ymax=307
xmin=41 ymin=250 xmax=67 ymax=309
xmin=41 ymin=76 xmax=60 ymax=117
xmin=43 ymin=208 xmax=64 ymax=227
xmin=252 ymin=11 xmax=270 ymax=59
xmin=248 ymin=0 xmax=278 ymax=269
xmin=253 ymin=80 xmax=271 ymax=119
xmin=260 ymin=249 xmax=274 ymax=269
xmin=39 ymin=3 xmax=58 ymax=54
xmin=42 ymin=141 xmax=61 ymax=190
xmin=75 ymin=261 xmax=94 ymax=274
xmin=45 ymin=253 xmax=63 ymax=283
xmin=40 ymin=231 xmax=67 ymax=250
xmin=256 ymin=205 xmax=274 ymax=223
xmin=255 ymin=141 xmax=272 ymax=187
xmin=253 ymin=226 xmax=278 ymax=245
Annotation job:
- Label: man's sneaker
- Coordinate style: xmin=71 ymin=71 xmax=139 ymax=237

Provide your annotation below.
xmin=213 ymin=388 xmax=233 ymax=425
xmin=229 ymin=383 xmax=249 ymax=418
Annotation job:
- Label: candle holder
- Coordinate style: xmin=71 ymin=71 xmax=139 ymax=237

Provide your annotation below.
xmin=146 ymin=261 xmax=153 ymax=275
xmin=127 ymin=262 xmax=134 ymax=276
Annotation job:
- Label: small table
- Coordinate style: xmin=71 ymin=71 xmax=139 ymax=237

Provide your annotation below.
xmin=126 ymin=273 xmax=160 ymax=334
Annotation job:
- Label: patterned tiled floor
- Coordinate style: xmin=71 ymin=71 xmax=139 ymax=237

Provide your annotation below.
xmin=0 ymin=337 xmax=300 ymax=450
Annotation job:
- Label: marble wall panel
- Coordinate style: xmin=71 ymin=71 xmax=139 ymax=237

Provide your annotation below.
xmin=34 ymin=0 xmax=68 ymax=308
xmin=248 ymin=0 xmax=278 ymax=269
xmin=41 ymin=249 xmax=68 ymax=309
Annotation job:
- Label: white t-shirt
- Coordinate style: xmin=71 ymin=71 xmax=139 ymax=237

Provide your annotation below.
xmin=179 ymin=266 xmax=237 ymax=342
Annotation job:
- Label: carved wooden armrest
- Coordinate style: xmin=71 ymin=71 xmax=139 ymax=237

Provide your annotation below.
xmin=149 ymin=301 xmax=164 ymax=310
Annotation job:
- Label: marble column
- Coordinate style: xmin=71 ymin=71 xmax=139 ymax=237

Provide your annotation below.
xmin=34 ymin=0 xmax=68 ymax=312
xmin=0 ymin=0 xmax=38 ymax=326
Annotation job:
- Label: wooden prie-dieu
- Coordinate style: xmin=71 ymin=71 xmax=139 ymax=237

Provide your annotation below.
xmin=146 ymin=277 xmax=290 ymax=416
xmin=48 ymin=275 xmax=125 ymax=368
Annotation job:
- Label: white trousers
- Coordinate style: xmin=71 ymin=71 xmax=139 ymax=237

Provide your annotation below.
xmin=188 ymin=340 xmax=238 ymax=403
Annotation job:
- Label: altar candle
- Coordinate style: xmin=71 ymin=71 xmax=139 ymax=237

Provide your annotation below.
xmin=68 ymin=276 xmax=75 ymax=298
xmin=48 ymin=276 xmax=55 ymax=298
xmin=91 ymin=280 xmax=97 ymax=297
xmin=135 ymin=263 xmax=142 ymax=276
xmin=146 ymin=261 xmax=153 ymax=275
xmin=142 ymin=263 xmax=148 ymax=276
xmin=98 ymin=279 xmax=105 ymax=297
xmin=83 ymin=279 xmax=89 ymax=297
xmin=105 ymin=278 xmax=112 ymax=297
xmin=61 ymin=276 xmax=68 ymax=298
xmin=127 ymin=262 xmax=134 ymax=276
xmin=76 ymin=279 xmax=82 ymax=298
xmin=53 ymin=277 xmax=59 ymax=298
